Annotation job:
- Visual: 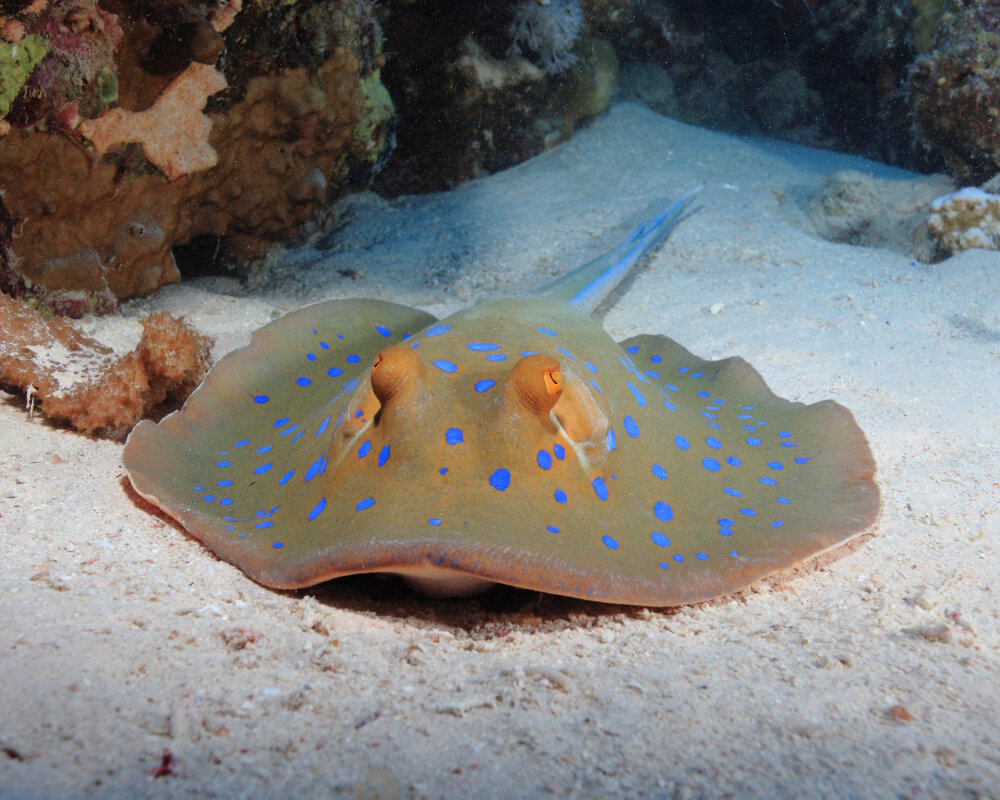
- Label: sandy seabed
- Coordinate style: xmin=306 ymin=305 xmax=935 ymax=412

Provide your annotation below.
xmin=2 ymin=103 xmax=998 ymax=799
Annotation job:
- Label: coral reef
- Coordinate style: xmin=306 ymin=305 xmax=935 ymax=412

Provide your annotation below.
xmin=0 ymin=0 xmax=392 ymax=315
xmin=0 ymin=293 xmax=211 ymax=436
xmin=509 ymin=0 xmax=585 ymax=76
xmin=909 ymin=0 xmax=1000 ymax=184
xmin=927 ymin=187 xmax=1000 ymax=253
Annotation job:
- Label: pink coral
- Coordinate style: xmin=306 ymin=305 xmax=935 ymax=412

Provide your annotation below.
xmin=78 ymin=61 xmax=227 ymax=180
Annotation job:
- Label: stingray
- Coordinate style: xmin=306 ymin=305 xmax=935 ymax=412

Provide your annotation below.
xmin=123 ymin=188 xmax=879 ymax=605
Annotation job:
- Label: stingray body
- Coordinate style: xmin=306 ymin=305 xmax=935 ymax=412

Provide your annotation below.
xmin=124 ymin=190 xmax=879 ymax=605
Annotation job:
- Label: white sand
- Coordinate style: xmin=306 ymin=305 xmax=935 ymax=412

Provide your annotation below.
xmin=2 ymin=103 xmax=998 ymax=798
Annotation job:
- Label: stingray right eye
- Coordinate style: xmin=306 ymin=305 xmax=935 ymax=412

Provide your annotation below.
xmin=507 ymin=354 xmax=563 ymax=415
xmin=370 ymin=344 xmax=428 ymax=406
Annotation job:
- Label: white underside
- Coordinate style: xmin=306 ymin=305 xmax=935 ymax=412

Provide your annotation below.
xmin=392 ymin=567 xmax=498 ymax=598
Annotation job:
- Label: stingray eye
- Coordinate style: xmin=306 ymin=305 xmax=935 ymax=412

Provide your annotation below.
xmin=508 ymin=354 xmax=563 ymax=415
xmin=544 ymin=367 xmax=562 ymax=397
xmin=370 ymin=344 xmax=427 ymax=406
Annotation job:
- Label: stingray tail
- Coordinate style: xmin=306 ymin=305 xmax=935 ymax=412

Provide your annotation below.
xmin=529 ymin=185 xmax=702 ymax=314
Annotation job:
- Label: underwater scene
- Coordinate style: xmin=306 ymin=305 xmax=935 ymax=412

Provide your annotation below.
xmin=1 ymin=1 xmax=998 ymax=797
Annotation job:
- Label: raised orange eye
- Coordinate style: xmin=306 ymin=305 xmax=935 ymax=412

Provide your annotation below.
xmin=370 ymin=344 xmax=427 ymax=406
xmin=543 ymin=367 xmax=562 ymax=396
xmin=372 ymin=353 xmax=383 ymax=371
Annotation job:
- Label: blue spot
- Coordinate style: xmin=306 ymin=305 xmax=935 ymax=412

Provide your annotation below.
xmin=674 ymin=434 xmax=689 ymax=450
xmin=296 ymin=376 xmax=311 ymax=387
xmin=626 ymin=345 xmax=639 ymax=354
xmin=425 ymin=518 xmax=442 ymax=527
xmin=702 ymin=458 xmax=721 ymax=472
xmin=659 ymin=563 xmax=670 ymax=571
xmin=623 ymin=416 xmax=640 ymax=438
xmin=537 ymin=327 xmax=558 ymax=336
xmin=316 ymin=416 xmax=330 ymax=438
xmin=253 ymin=395 xmax=268 ymax=404
xmin=592 ymin=477 xmax=609 ymax=501
xmin=768 ymin=461 xmax=785 ymax=471
xmin=554 ymin=489 xmax=567 ymax=504
xmin=553 ymin=443 xmax=566 ymax=460
xmin=678 ymin=367 xmax=690 ymax=374
xmin=273 ymin=417 xmax=290 ymax=428
xmin=354 ymin=409 xmax=364 ymax=419
xmin=696 ymin=553 xmax=708 ymax=561
xmin=730 ymin=551 xmax=739 ymax=558
xmin=718 ymin=518 xmax=734 ymax=527
xmin=701 ymin=412 xmax=717 ymax=419
xmin=707 ymin=422 xmax=721 ymax=430
xmin=651 ymin=464 xmax=668 ymax=480
xmin=696 ymin=390 xmax=710 ymax=399
xmin=737 ymin=414 xmax=752 ymax=420
xmin=650 ymin=532 xmax=671 ymax=547
xmin=474 ymin=379 xmax=495 ymax=393
xmin=234 ymin=440 xmax=250 ymax=448
xmin=780 ymin=442 xmax=800 ymax=448
xmin=346 ymin=354 xmax=361 ymax=364
xmin=192 ymin=485 xmax=204 ymax=491
xmin=556 ymin=346 xmax=576 ymax=361
xmin=272 ymin=541 xmax=283 ymax=549
xmin=439 ymin=467 xmax=448 ymax=475
xmin=279 ymin=470 xmax=294 ymax=486
xmin=606 ymin=429 xmax=617 ymax=451
xmin=356 ymin=497 xmax=375 ymax=511
xmin=654 ymin=501 xmax=673 ymax=522
xmin=650 ymin=354 xmax=663 ymax=364
xmin=434 ymin=359 xmax=458 ymax=373
xmin=625 ymin=381 xmax=647 ymax=408
xmin=760 ymin=476 xmax=778 ymax=485
xmin=254 ymin=463 xmax=273 ymax=475
xmin=320 ymin=341 xmax=330 ymax=349
xmin=725 ymin=456 xmax=742 ymax=467
xmin=425 ymin=325 xmax=451 ymax=337
xmin=601 ymin=535 xmax=619 ymax=550
xmin=795 ymin=456 xmax=811 ymax=464
xmin=218 ymin=479 xmax=233 ymax=487
xmin=217 ymin=460 xmax=231 ymax=468
xmin=546 ymin=525 xmax=560 ymax=534
xmin=742 ymin=425 xmax=757 ymax=432
xmin=292 ymin=430 xmax=304 ymax=443
xmin=357 ymin=440 xmax=371 ymax=458
xmin=203 ymin=495 xmax=216 ymax=502
xmin=220 ymin=498 xmax=233 ymax=506
xmin=304 ymin=452 xmax=327 ymax=482
xmin=376 ymin=324 xmax=391 ymax=337
xmin=584 ymin=360 xmax=597 ymax=373
xmin=718 ymin=528 xmax=732 ymax=536
xmin=776 ymin=497 xmax=792 ymax=505
xmin=280 ymin=425 xmax=299 ymax=438
xmin=467 ymin=342 xmax=499 ymax=351
xmin=309 ymin=497 xmax=327 ymax=521
xmin=645 ymin=370 xmax=661 ymax=379
xmin=746 ymin=437 xmax=762 ymax=447
xmin=537 ymin=450 xmax=552 ymax=470
xmin=663 ymin=383 xmax=679 ymax=392
xmin=306 ymin=353 xmax=317 ymax=362
xmin=691 ymin=371 xmax=703 ymax=379
xmin=254 ymin=521 xmax=274 ymax=529
xmin=591 ymin=379 xmax=603 ymax=394
xmin=705 ymin=437 xmax=721 ymax=449
xmin=445 ymin=428 xmax=463 ymax=445
xmin=673 ymin=554 xmax=685 ymax=563
xmin=489 ymin=469 xmax=511 ymax=491
xmin=327 ymin=367 xmax=343 ymax=378
xmin=520 ymin=351 xmax=538 ymax=357
xmin=771 ymin=520 xmax=785 ymax=527
xmin=378 ymin=445 xmax=390 ymax=467
xmin=739 ymin=507 xmax=757 ymax=517
xmin=485 ymin=353 xmax=508 ymax=362
xmin=723 ymin=487 xmax=742 ymax=497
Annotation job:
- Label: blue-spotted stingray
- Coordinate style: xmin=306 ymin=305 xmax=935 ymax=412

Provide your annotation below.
xmin=123 ymin=189 xmax=879 ymax=605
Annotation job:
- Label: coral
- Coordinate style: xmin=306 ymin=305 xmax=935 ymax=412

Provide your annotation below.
xmin=0 ymin=32 xmax=46 ymax=117
xmin=78 ymin=61 xmax=227 ymax=180
xmin=509 ymin=0 xmax=585 ymax=76
xmin=0 ymin=1 xmax=389 ymax=315
xmin=0 ymin=293 xmax=211 ymax=436
xmin=927 ymin=187 xmax=1000 ymax=253
xmin=909 ymin=0 xmax=1000 ymax=183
